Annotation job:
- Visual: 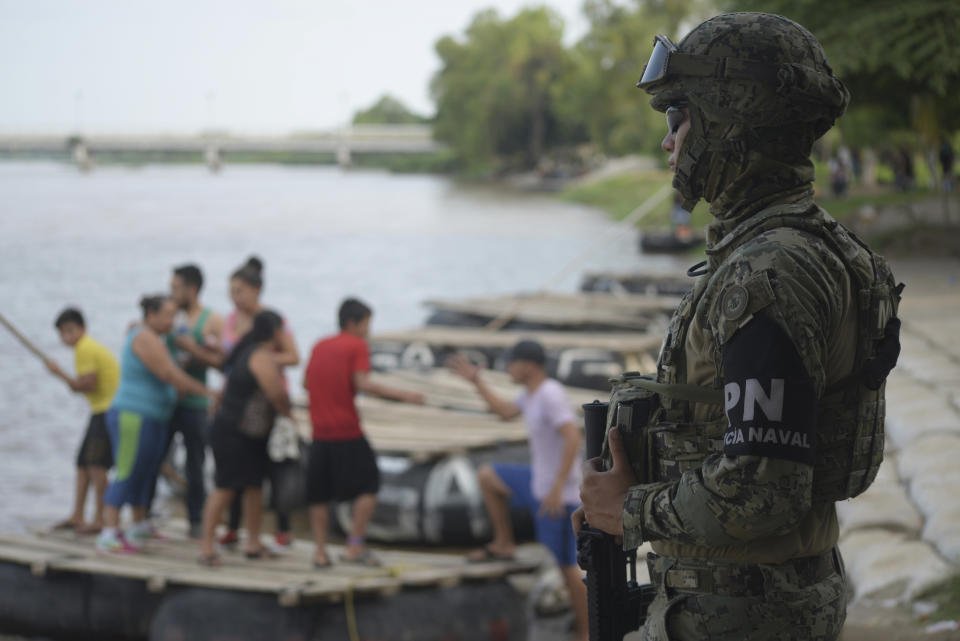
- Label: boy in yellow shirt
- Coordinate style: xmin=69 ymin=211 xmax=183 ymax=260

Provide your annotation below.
xmin=45 ymin=308 xmax=120 ymax=533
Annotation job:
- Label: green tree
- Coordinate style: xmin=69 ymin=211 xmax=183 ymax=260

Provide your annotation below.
xmin=430 ymin=7 xmax=585 ymax=173
xmin=558 ymin=0 xmax=666 ymax=156
xmin=352 ymin=95 xmax=429 ymax=125
xmin=554 ymin=0 xmax=714 ymax=158
xmin=730 ymin=0 xmax=960 ymax=139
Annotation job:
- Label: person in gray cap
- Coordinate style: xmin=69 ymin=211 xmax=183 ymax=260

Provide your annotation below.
xmin=449 ymin=340 xmax=588 ymax=641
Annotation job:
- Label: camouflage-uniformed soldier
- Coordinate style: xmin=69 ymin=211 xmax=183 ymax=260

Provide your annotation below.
xmin=575 ymin=13 xmax=903 ymax=641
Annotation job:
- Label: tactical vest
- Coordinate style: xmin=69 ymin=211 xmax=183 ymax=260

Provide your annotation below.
xmin=603 ymin=202 xmax=901 ymax=504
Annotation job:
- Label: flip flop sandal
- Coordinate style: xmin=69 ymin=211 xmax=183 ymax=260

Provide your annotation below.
xmin=339 ymin=549 xmax=382 ymax=567
xmin=466 ymin=546 xmax=515 ymax=564
xmin=313 ymin=558 xmax=333 ymax=569
xmin=244 ymin=547 xmax=279 ymax=560
xmin=197 ymin=554 xmax=222 ymax=567
xmin=52 ymin=521 xmax=78 ymax=531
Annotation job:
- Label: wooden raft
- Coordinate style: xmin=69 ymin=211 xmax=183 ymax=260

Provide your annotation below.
xmin=423 ymin=292 xmax=679 ymax=331
xmin=372 ymin=326 xmax=663 ymax=358
xmin=293 ymin=368 xmax=605 ymax=461
xmin=0 ymin=524 xmax=539 ymax=607
xmin=580 ymin=271 xmax=693 ymax=296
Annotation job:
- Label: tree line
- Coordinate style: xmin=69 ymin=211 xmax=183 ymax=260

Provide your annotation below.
xmin=357 ymin=0 xmax=959 ymax=178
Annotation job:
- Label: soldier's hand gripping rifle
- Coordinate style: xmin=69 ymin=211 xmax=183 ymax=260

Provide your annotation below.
xmin=577 ymin=401 xmax=656 ymax=641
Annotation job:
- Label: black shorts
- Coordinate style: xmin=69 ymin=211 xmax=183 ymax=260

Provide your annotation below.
xmin=76 ymin=412 xmax=113 ymax=468
xmin=210 ymin=420 xmax=269 ymax=490
xmin=306 ymin=437 xmax=380 ymax=504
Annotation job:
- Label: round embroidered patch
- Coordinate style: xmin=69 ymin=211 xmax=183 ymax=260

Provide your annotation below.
xmin=721 ymin=284 xmax=749 ymax=320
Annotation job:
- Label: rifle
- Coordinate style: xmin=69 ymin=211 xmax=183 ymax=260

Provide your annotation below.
xmin=577 ymin=401 xmax=656 ymax=641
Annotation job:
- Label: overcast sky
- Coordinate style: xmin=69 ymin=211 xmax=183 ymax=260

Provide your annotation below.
xmin=0 ymin=0 xmax=588 ymax=135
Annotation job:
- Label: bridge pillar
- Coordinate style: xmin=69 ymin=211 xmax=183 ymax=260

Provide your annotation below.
xmin=336 ymin=144 xmax=352 ymax=168
xmin=71 ymin=140 xmax=91 ymax=172
xmin=205 ymin=144 xmax=221 ymax=173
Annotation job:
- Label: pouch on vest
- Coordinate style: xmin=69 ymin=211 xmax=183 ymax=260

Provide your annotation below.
xmin=601 ymin=373 xmax=725 ymax=483
xmin=601 ymin=373 xmax=660 ymax=484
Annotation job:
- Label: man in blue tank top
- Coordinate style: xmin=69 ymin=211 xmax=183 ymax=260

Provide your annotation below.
xmin=160 ymin=264 xmax=224 ymax=537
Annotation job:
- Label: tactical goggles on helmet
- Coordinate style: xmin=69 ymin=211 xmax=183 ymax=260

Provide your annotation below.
xmin=636 ymin=33 xmax=842 ymax=100
xmin=637 ymin=35 xmax=679 ymax=88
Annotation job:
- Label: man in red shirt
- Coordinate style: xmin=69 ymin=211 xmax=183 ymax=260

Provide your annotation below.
xmin=303 ymin=298 xmax=425 ymax=567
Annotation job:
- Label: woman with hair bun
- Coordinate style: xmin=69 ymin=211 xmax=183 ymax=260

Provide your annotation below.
xmin=96 ymin=296 xmax=216 ymax=554
xmin=219 ymin=256 xmax=300 ymax=549
xmin=221 ymin=256 xmax=298 ymax=366
xmin=199 ymin=309 xmax=292 ymax=565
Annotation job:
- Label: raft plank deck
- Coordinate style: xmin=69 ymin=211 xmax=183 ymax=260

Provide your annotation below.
xmin=580 ymin=271 xmax=693 ymax=296
xmin=372 ymin=326 xmax=663 ymax=356
xmin=0 ymin=525 xmax=539 ymax=607
xmin=293 ymin=369 xmax=605 ymax=460
xmin=423 ymin=292 xmax=679 ymax=330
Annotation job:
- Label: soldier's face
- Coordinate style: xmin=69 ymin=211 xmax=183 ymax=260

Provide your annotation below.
xmin=661 ymin=106 xmax=690 ymax=173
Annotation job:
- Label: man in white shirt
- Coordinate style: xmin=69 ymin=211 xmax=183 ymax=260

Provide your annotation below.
xmin=449 ymin=340 xmax=587 ymax=641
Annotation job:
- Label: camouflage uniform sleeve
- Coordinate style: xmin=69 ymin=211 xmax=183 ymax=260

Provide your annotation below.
xmin=622 ymin=455 xmax=814 ymax=549
xmin=622 ymin=230 xmax=849 ymax=550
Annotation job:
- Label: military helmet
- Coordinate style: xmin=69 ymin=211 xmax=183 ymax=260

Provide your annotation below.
xmin=637 ymin=13 xmax=850 ymax=210
xmin=639 ymin=12 xmax=849 ymax=133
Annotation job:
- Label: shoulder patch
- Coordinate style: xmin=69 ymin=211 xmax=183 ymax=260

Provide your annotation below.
xmin=714 ymin=272 xmax=776 ymax=346
xmin=721 ymin=284 xmax=749 ymax=320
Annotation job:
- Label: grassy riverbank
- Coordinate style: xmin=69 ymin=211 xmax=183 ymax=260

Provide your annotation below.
xmin=558 ymin=169 xmax=708 ymax=229
xmin=559 ymin=167 xmax=946 ymax=233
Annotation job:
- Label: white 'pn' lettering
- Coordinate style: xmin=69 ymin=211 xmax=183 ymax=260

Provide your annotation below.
xmin=725 ymin=382 xmax=741 ymax=413
xmin=743 ymin=378 xmax=784 ymax=421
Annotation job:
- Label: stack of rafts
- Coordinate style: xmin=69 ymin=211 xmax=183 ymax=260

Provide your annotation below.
xmin=371 ymin=279 xmax=683 ymax=391
xmin=315 ymin=276 xmax=682 ymax=546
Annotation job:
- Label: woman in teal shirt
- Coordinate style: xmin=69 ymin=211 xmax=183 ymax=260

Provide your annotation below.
xmin=97 ymin=296 xmax=215 ymax=554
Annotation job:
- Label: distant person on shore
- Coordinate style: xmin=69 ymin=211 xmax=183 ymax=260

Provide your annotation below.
xmin=199 ymin=310 xmax=292 ymax=566
xmin=150 ymin=264 xmax=223 ymax=539
xmin=829 ymin=155 xmax=848 ymax=196
xmin=96 ymin=296 xmax=216 ymax=554
xmin=941 ymin=138 xmax=956 ymax=194
xmin=304 ymin=298 xmax=425 ymax=568
xmin=448 ymin=340 xmax=588 ymax=641
xmin=669 ymin=190 xmax=693 ymax=241
xmin=45 ymin=308 xmax=120 ymax=534
xmin=219 ymin=256 xmax=300 ymax=548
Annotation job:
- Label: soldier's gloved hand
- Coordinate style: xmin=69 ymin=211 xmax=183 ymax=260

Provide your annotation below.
xmin=579 ymin=427 xmax=637 ymax=536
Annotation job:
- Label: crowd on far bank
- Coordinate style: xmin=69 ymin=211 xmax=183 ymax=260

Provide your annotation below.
xmin=825 ymin=138 xmax=956 ymax=197
xmin=43 ymin=256 xmax=590 ymax=639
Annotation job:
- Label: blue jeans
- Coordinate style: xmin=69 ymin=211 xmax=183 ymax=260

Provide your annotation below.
xmin=158 ymin=406 xmax=208 ymax=525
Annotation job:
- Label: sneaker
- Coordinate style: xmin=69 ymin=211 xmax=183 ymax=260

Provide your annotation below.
xmin=274 ymin=532 xmax=292 ymax=547
xmin=188 ymin=523 xmax=204 ymax=540
xmin=96 ymin=531 xmax=139 ymax=555
xmin=145 ymin=521 xmax=168 ymax=541
xmin=218 ymin=530 xmax=239 ymax=549
xmin=125 ymin=521 xmax=162 ymax=547
xmin=125 ymin=527 xmax=149 ymax=548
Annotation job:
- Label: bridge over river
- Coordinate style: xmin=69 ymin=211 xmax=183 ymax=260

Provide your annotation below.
xmin=0 ymin=124 xmax=446 ymax=169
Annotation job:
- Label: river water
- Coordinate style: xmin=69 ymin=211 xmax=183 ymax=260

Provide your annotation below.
xmin=0 ymin=161 xmax=684 ymax=534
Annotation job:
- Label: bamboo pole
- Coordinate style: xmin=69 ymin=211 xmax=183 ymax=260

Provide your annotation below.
xmin=0 ymin=312 xmax=49 ymax=360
